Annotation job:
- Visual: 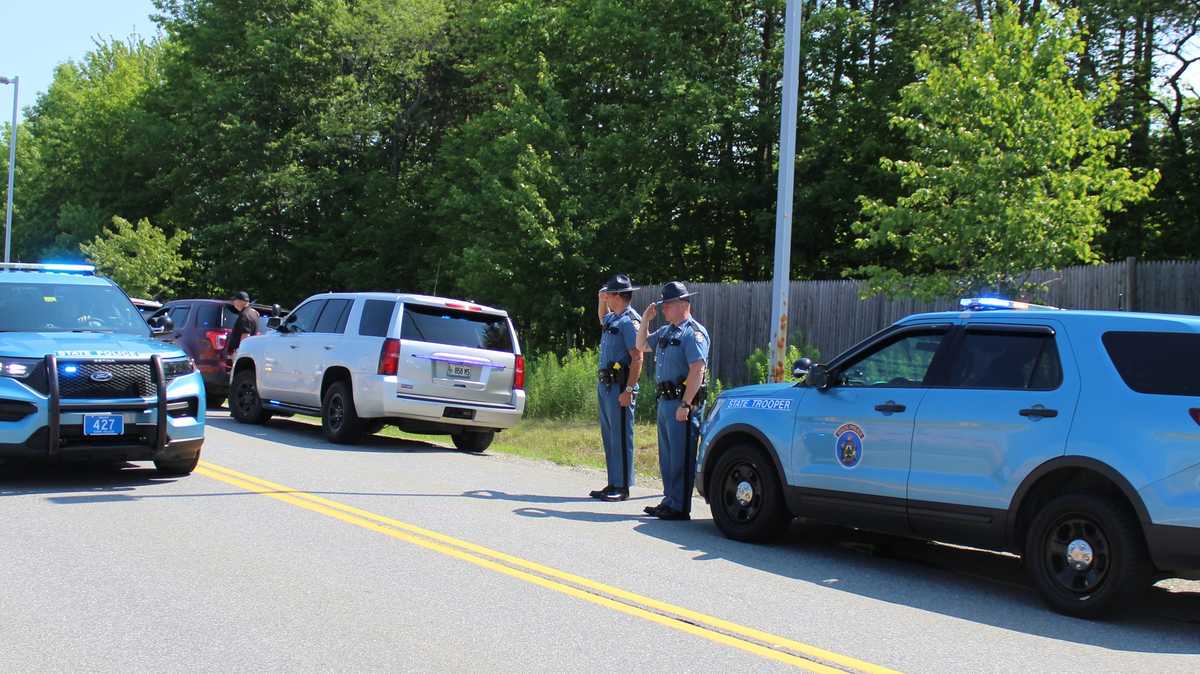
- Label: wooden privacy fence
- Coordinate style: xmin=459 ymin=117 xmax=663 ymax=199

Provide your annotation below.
xmin=630 ymin=259 xmax=1200 ymax=388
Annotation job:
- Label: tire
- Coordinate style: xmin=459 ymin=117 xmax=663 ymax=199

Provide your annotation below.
xmin=154 ymin=453 xmax=200 ymax=476
xmin=708 ymin=443 xmax=791 ymax=543
xmin=322 ymin=380 xmax=365 ymax=444
xmin=1024 ymin=492 xmax=1150 ymax=619
xmin=452 ymin=430 xmax=494 ymax=453
xmin=230 ymin=369 xmax=271 ymax=424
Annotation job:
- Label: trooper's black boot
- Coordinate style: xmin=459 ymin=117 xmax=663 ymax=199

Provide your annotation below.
xmin=598 ymin=486 xmax=629 ymax=502
xmin=589 ymin=485 xmax=614 ymax=499
xmin=653 ymin=505 xmax=691 ymax=521
xmin=643 ymin=503 xmax=668 ymax=516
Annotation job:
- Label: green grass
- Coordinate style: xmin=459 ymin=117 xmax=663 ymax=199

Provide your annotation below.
xmin=295 ymin=416 xmax=664 ymax=479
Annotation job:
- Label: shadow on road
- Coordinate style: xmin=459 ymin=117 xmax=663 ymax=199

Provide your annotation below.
xmin=207 ymin=415 xmax=461 ymax=455
xmin=613 ymin=512 xmax=1200 ymax=654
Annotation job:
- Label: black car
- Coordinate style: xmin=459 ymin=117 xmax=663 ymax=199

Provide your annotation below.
xmin=152 ymin=299 xmax=284 ymax=407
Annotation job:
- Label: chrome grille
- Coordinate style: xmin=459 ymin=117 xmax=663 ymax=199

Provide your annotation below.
xmin=58 ymin=361 xmax=157 ymax=399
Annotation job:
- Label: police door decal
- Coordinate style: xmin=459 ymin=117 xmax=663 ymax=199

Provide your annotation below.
xmin=834 ymin=423 xmax=865 ymax=469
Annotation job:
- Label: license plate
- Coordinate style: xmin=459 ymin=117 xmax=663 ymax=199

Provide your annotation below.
xmin=83 ymin=414 xmax=124 ymax=436
xmin=446 ymin=364 xmax=473 ymax=379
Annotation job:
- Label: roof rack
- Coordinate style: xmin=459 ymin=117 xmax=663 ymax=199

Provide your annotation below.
xmin=0 ymin=262 xmax=96 ymax=275
xmin=959 ymin=297 xmax=1061 ymax=312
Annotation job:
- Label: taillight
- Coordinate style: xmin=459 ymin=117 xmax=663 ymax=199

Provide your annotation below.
xmin=205 ymin=329 xmax=231 ymax=352
xmin=1190 ymin=408 xmax=1200 ymax=426
xmin=513 ymin=355 xmax=525 ymax=390
xmin=378 ymin=338 xmax=400 ymax=376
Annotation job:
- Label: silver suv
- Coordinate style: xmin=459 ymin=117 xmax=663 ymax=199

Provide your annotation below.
xmin=229 ymin=293 xmax=526 ymax=450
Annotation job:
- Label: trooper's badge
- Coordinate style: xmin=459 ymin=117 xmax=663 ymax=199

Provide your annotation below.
xmin=834 ymin=423 xmax=865 ymax=469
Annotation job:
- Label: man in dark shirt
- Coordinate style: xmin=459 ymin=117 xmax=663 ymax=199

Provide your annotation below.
xmin=226 ymin=291 xmax=260 ymax=357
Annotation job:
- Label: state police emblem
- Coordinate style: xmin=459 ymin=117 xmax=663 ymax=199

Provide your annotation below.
xmin=833 ymin=423 xmax=865 ymax=469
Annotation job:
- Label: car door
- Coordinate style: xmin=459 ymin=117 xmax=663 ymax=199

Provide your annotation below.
xmin=165 ymin=303 xmax=192 ymax=347
xmin=261 ymin=298 xmax=325 ymax=402
xmin=295 ymin=298 xmax=353 ymax=407
xmin=789 ymin=324 xmax=954 ymax=533
xmin=907 ymin=322 xmax=1080 ymax=548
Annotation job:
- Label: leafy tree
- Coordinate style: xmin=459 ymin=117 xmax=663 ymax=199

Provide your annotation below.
xmin=850 ymin=1 xmax=1158 ymax=300
xmin=80 ymin=216 xmax=190 ymax=298
xmin=17 ymin=37 xmax=170 ymax=259
xmin=150 ymin=0 xmax=455 ymax=304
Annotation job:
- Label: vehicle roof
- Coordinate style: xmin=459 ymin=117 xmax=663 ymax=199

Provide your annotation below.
xmin=164 ymin=298 xmax=281 ymax=309
xmin=0 ymin=270 xmax=113 ymax=287
xmin=901 ymin=308 xmax=1200 ymax=329
xmin=307 ymin=291 xmax=508 ymax=316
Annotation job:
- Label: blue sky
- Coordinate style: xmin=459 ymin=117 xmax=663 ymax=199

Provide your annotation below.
xmin=0 ymin=0 xmax=160 ymax=120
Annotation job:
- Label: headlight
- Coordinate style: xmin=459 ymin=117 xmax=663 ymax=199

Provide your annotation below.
xmin=163 ymin=357 xmax=196 ymax=381
xmin=0 ymin=356 xmax=41 ymax=380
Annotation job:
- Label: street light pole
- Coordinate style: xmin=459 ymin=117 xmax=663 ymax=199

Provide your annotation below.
xmin=0 ymin=75 xmax=17 ymax=264
xmin=768 ymin=1 xmax=802 ymax=382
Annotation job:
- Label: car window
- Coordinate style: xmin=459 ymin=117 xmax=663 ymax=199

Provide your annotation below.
xmin=1102 ymin=331 xmax=1200 ymax=396
xmin=944 ymin=331 xmax=1062 ymax=390
xmin=286 ymin=300 xmax=326 ymax=334
xmin=167 ymin=306 xmax=191 ymax=330
xmin=195 ymin=303 xmax=222 ymax=329
xmin=0 ymin=282 xmax=150 ymax=335
xmin=400 ymin=304 xmax=514 ymax=353
xmin=314 ymin=299 xmax=352 ymax=334
xmin=359 ymin=300 xmax=396 ymax=337
xmin=836 ymin=329 xmax=946 ymax=388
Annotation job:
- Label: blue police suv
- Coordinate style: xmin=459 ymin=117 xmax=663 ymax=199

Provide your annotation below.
xmin=698 ymin=298 xmax=1200 ymax=618
xmin=0 ymin=264 xmax=205 ymax=475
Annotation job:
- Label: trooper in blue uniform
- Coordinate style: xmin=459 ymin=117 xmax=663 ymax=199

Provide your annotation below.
xmin=589 ymin=273 xmax=644 ymax=502
xmin=636 ymin=281 xmax=709 ymax=520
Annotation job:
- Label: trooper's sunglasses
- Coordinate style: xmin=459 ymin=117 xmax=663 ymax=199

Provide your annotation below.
xmin=658 ymin=336 xmax=682 ymax=348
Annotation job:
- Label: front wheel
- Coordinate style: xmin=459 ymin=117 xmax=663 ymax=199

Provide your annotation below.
xmin=1024 ymin=493 xmax=1150 ymax=619
xmin=452 ymin=430 xmax=494 ymax=453
xmin=709 ymin=444 xmax=791 ymax=542
xmin=230 ymin=369 xmax=271 ymax=424
xmin=154 ymin=453 xmax=200 ymax=476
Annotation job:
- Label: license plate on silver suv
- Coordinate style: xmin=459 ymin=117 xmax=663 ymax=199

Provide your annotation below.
xmin=446 ymin=364 xmax=473 ymax=379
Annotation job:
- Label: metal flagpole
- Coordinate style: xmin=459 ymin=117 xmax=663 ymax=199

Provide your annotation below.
xmin=767 ymin=1 xmax=802 ymax=382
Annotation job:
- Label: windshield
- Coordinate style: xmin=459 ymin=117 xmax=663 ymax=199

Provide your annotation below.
xmin=0 ymin=282 xmax=151 ymax=335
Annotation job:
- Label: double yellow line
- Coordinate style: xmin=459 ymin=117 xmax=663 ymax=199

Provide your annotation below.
xmin=195 ymin=460 xmax=898 ymax=674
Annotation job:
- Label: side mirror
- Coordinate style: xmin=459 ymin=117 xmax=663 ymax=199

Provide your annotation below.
xmin=267 ymin=316 xmax=284 ymax=330
xmin=792 ymin=357 xmax=814 ymax=379
xmin=807 ymin=363 xmax=832 ymax=391
xmin=148 ymin=314 xmax=174 ymax=335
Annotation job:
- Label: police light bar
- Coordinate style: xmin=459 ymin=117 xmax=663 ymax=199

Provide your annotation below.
xmin=0 ymin=262 xmax=96 ymax=274
xmin=959 ymin=297 xmax=1060 ymax=311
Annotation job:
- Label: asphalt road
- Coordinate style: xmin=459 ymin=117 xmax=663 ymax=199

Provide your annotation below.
xmin=2 ymin=411 xmax=1197 ymax=673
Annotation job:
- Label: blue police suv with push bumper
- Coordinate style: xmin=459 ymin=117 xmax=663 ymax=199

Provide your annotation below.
xmin=0 ymin=264 xmax=205 ymax=475
xmin=697 ymin=297 xmax=1200 ymax=619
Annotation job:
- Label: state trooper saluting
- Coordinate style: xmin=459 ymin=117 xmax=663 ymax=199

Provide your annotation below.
xmin=636 ymin=282 xmax=709 ymax=520
xmin=590 ymin=274 xmax=644 ymax=502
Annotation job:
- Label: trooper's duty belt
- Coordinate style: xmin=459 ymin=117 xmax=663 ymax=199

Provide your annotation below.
xmin=598 ymin=362 xmax=630 ymax=386
xmin=656 ymin=379 xmax=706 ymax=405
